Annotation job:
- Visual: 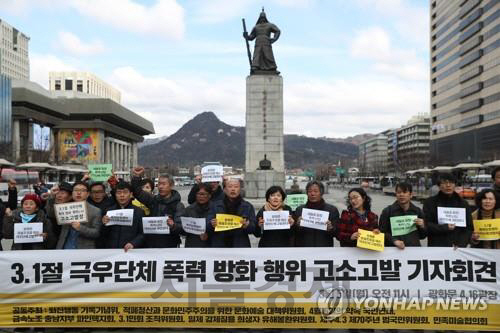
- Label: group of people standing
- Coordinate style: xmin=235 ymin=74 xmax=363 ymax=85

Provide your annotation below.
xmin=0 ymin=166 xmax=498 ymax=332
xmin=0 ymin=166 xmax=499 ymax=253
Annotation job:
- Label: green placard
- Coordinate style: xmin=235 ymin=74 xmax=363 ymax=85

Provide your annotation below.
xmin=285 ymin=194 xmax=308 ymax=211
xmin=88 ymin=164 xmax=112 ymax=182
xmin=390 ymin=215 xmax=418 ymax=236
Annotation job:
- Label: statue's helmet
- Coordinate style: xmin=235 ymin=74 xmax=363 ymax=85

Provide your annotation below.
xmin=257 ymin=8 xmax=268 ymax=24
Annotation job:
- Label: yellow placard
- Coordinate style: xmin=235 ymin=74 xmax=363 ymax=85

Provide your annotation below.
xmin=473 ymin=219 xmax=500 ymax=241
xmin=357 ymin=229 xmax=385 ymax=252
xmin=215 ymin=214 xmax=242 ymax=232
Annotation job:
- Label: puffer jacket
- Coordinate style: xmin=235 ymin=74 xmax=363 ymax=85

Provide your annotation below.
xmin=3 ymin=209 xmax=56 ymax=250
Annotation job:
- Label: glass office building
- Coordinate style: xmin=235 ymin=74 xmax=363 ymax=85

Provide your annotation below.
xmin=430 ymin=0 xmax=500 ymax=164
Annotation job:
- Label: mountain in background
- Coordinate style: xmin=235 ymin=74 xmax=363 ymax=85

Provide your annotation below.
xmin=138 ymin=112 xmax=360 ymax=168
xmin=138 ymin=135 xmax=169 ymax=148
xmin=326 ymin=133 xmax=376 ymax=145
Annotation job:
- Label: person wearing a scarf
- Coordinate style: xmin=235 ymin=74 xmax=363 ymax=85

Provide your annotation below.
xmin=294 ymin=181 xmax=340 ymax=247
xmin=255 ymin=186 xmax=294 ymax=247
xmin=471 ymin=189 xmax=500 ymax=249
xmin=3 ymin=193 xmax=56 ymax=250
xmin=336 ymin=188 xmax=379 ymax=247
xmin=131 ymin=167 xmax=185 ymax=248
xmin=181 ymin=183 xmax=212 ymax=247
xmin=207 ymin=178 xmax=256 ymax=247
xmin=423 ymin=173 xmax=473 ymax=248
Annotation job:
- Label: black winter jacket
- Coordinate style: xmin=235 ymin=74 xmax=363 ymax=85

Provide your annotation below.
xmin=101 ymin=202 xmax=144 ymax=249
xmin=423 ymin=191 xmax=473 ymax=247
xmin=207 ymin=196 xmax=256 ymax=248
xmin=132 ymin=176 xmax=184 ymax=248
xmin=254 ymin=205 xmax=294 ymax=247
xmin=180 ymin=202 xmax=211 ymax=248
xmin=294 ymin=202 xmax=340 ymax=247
xmin=378 ymin=201 xmax=426 ymax=247
xmin=3 ymin=209 xmax=57 ymax=250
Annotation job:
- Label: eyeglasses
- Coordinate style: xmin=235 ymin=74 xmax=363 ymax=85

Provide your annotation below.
xmin=73 ymin=188 xmax=88 ymax=193
xmin=440 ymin=180 xmax=455 ymax=185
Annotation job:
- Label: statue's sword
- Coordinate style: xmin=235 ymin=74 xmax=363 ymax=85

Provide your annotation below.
xmin=242 ymin=18 xmax=252 ymax=68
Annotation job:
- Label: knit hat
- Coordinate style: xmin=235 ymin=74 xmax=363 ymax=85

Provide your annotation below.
xmin=59 ymin=182 xmax=73 ymax=194
xmin=21 ymin=193 xmax=41 ymax=208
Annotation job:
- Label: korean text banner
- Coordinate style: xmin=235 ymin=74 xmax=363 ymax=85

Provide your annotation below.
xmin=0 ymin=248 xmax=498 ymax=330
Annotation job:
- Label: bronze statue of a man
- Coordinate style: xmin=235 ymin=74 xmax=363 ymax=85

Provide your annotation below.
xmin=243 ymin=9 xmax=281 ymax=74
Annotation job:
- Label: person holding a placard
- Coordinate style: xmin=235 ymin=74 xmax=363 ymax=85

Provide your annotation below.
xmin=181 ymin=183 xmax=212 ymax=247
xmin=378 ymin=182 xmax=426 ymax=249
xmin=207 ymin=178 xmax=256 ymax=247
xmin=101 ymin=181 xmax=144 ymax=251
xmin=45 ymin=181 xmax=73 ymax=241
xmin=131 ymin=167 xmax=185 ymax=248
xmin=132 ymin=178 xmax=154 ymax=216
xmin=336 ymin=188 xmax=379 ymax=247
xmin=471 ymin=189 xmax=500 ymax=249
xmin=423 ymin=173 xmax=473 ymax=248
xmin=294 ymin=181 xmax=339 ymax=247
xmin=255 ymin=186 xmax=294 ymax=247
xmin=56 ymin=181 xmax=102 ymax=249
xmin=3 ymin=193 xmax=56 ymax=250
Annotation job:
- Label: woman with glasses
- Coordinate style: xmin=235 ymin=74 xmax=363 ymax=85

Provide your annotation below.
xmin=181 ymin=183 xmax=212 ymax=247
xmin=336 ymin=187 xmax=379 ymax=247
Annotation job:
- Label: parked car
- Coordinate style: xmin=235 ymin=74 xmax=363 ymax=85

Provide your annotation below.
xmin=455 ymin=186 xmax=476 ymax=199
xmin=474 ymin=183 xmax=493 ymax=194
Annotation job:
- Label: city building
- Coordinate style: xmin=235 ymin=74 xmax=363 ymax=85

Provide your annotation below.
xmin=430 ymin=0 xmax=500 ymax=164
xmin=10 ymin=80 xmax=153 ymax=178
xmin=49 ymin=71 xmax=121 ymax=104
xmin=388 ymin=114 xmax=431 ymax=174
xmin=0 ymin=19 xmax=30 ymax=80
xmin=358 ymin=133 xmax=388 ymax=175
xmin=0 ymin=74 xmax=12 ymax=152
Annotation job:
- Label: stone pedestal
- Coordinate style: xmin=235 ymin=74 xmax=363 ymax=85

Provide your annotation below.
xmin=245 ymin=170 xmax=285 ymax=199
xmin=244 ymin=74 xmax=285 ymax=198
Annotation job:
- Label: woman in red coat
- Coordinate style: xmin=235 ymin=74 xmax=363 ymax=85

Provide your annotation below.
xmin=336 ymin=188 xmax=379 ymax=247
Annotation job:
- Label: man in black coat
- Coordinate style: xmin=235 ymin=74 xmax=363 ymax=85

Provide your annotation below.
xmin=379 ymin=182 xmax=426 ymax=248
xmin=87 ymin=182 xmax=115 ymax=212
xmin=423 ymin=173 xmax=473 ymax=247
xmin=0 ymin=179 xmax=18 ymax=251
xmin=131 ymin=166 xmax=184 ymax=248
xmin=207 ymin=178 xmax=256 ymax=247
xmin=101 ymin=181 xmax=144 ymax=251
xmin=294 ymin=181 xmax=339 ymax=247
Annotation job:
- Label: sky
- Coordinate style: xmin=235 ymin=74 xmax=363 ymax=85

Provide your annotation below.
xmin=0 ymin=0 xmax=430 ymax=139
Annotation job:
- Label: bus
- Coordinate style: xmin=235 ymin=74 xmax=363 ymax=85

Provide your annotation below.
xmin=0 ymin=168 xmax=39 ymax=187
xmin=0 ymin=168 xmax=39 ymax=201
xmin=381 ymin=176 xmax=398 ymax=195
xmin=173 ymin=176 xmax=191 ymax=186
